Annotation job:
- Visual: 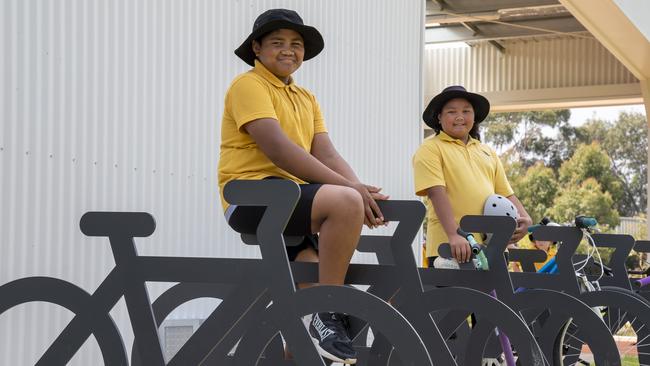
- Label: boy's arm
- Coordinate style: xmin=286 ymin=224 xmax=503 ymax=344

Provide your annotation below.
xmin=310 ymin=133 xmax=359 ymax=182
xmin=309 ymin=132 xmax=388 ymax=227
xmin=427 ymin=186 xmax=471 ymax=263
xmin=244 ymin=119 xmax=385 ymax=227
xmin=507 ymin=195 xmax=533 ymax=244
xmin=311 ymin=132 xmax=389 ymax=200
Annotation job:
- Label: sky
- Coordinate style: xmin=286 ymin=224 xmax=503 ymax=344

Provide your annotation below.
xmin=569 ymin=104 xmax=647 ymax=126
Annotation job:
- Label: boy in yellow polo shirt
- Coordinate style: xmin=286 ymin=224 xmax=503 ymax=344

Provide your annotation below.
xmin=412 ymin=86 xmax=532 ymax=266
xmin=219 ymin=9 xmax=387 ymax=364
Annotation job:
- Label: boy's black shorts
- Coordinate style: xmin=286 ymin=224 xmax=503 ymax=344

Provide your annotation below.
xmin=226 ymin=182 xmax=322 ymax=261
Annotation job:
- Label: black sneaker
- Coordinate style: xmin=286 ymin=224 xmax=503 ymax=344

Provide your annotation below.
xmin=308 ymin=312 xmax=357 ymax=364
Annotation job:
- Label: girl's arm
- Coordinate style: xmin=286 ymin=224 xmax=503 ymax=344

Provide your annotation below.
xmin=507 ymin=195 xmax=533 ymax=243
xmin=427 ymin=186 xmax=471 ymax=263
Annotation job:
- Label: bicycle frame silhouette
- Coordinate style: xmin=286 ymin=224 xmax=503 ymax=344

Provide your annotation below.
xmin=0 ymin=180 xmax=545 ymax=365
xmin=508 ymin=227 xmax=650 ymax=365
xmin=419 ymin=219 xmax=625 ymax=366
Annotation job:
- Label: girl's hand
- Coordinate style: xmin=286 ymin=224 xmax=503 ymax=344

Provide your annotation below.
xmin=449 ymin=232 xmax=471 ymax=263
xmin=510 ymin=216 xmax=533 ymax=243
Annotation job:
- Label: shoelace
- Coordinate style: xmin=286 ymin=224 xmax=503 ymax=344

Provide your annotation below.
xmin=332 ymin=313 xmax=353 ymax=340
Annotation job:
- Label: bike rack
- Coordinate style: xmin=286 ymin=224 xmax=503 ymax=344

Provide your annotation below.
xmin=2 ymin=179 xmax=646 ymax=365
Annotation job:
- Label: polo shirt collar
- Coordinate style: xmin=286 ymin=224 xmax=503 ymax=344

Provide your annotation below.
xmin=253 ymin=60 xmax=297 ymax=91
xmin=438 ymin=131 xmax=479 ymax=146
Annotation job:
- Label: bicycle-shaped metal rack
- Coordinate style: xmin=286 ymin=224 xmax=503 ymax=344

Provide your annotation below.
xmin=509 ymin=217 xmax=650 ymax=366
xmin=421 ymin=215 xmax=624 ymax=366
xmin=0 ymin=180 xmax=545 ymax=366
xmin=0 ymin=180 xmax=430 ymax=365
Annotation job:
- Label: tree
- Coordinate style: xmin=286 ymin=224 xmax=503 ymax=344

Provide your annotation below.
xmin=570 ymin=112 xmax=648 ymax=216
xmin=509 ymin=163 xmax=558 ymax=223
xmin=558 ymin=143 xmax=624 ymax=206
xmin=486 ymin=109 xmax=647 ymax=218
xmin=482 ymin=110 xmax=572 ymax=169
xmin=546 ymin=178 xmax=619 ymax=229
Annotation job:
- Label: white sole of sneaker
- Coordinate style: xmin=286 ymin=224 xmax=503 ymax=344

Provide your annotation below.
xmin=309 ymin=335 xmax=357 ymax=364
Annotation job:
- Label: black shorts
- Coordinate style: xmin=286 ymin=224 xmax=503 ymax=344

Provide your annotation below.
xmin=226 ymin=182 xmax=322 ymax=261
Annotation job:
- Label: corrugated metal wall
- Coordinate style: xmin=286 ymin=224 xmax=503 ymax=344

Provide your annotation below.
xmin=0 ymin=0 xmax=423 ymax=364
xmin=424 ymin=36 xmax=638 ymax=100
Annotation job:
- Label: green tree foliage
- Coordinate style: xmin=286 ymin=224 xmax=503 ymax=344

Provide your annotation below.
xmin=558 ymin=143 xmax=624 ymax=206
xmin=509 ymin=163 xmax=558 ymax=223
xmin=487 ymin=110 xmax=647 ymax=217
xmin=546 ymin=178 xmax=620 ymax=228
xmin=482 ymin=110 xmax=571 ymax=168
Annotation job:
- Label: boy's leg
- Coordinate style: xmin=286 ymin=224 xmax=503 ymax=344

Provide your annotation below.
xmin=309 ymin=184 xmax=364 ymax=285
xmin=292 ymin=184 xmax=362 ymax=364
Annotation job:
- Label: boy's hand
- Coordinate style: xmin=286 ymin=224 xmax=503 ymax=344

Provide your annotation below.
xmin=351 ymin=183 xmax=387 ymax=228
xmin=510 ymin=216 xmax=532 ymax=243
xmin=449 ymin=233 xmax=471 ymax=263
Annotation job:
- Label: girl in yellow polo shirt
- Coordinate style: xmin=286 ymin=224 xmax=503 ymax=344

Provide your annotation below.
xmin=412 ymin=86 xmax=533 ymax=266
xmin=218 ymin=9 xmax=387 ymax=364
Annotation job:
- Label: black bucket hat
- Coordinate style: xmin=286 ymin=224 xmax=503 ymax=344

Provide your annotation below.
xmin=422 ymin=85 xmax=490 ymax=129
xmin=234 ymin=9 xmax=324 ymax=66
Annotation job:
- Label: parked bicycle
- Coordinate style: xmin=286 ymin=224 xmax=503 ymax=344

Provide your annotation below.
xmin=509 ymin=217 xmax=650 ymax=365
xmin=422 ymin=215 xmax=623 ymax=366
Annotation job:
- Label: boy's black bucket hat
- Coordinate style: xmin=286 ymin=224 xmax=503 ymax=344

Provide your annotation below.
xmin=235 ymin=9 xmax=324 ymax=66
xmin=422 ymin=85 xmax=490 ymax=129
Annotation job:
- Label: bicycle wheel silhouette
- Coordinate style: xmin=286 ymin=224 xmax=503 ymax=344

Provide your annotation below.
xmin=231 ymin=285 xmax=434 ymax=366
xmin=368 ymin=287 xmax=546 ymax=366
xmin=506 ymin=289 xmax=621 ymax=366
xmin=555 ymin=287 xmax=650 ymax=366
xmin=0 ymin=277 xmax=128 ymax=365
xmin=131 ymin=281 xmax=271 ymax=365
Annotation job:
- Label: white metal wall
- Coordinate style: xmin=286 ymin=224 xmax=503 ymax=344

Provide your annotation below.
xmin=0 ymin=0 xmax=424 ymax=364
xmin=424 ymin=36 xmax=639 ymax=104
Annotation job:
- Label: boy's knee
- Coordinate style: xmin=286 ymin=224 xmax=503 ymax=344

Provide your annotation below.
xmin=316 ymin=185 xmax=363 ymax=215
xmin=333 ymin=186 xmax=364 ymax=213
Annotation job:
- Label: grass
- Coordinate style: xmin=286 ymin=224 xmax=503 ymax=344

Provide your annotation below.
xmin=622 ymin=355 xmax=639 ymax=366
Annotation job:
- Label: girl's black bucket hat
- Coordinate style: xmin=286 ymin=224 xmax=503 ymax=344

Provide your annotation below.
xmin=422 ymin=85 xmax=491 ymax=128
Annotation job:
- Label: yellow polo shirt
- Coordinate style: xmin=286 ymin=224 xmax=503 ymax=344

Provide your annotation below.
xmin=413 ymin=132 xmax=514 ymax=257
xmin=218 ymin=60 xmax=328 ymax=211
xmin=518 ymin=235 xmax=557 ymax=271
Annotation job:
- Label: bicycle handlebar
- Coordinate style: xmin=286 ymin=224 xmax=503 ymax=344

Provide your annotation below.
xmin=456 ymin=228 xmax=482 ymax=254
xmin=80 ymin=212 xmax=156 ymax=238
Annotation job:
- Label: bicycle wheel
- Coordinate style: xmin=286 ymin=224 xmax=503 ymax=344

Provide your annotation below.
xmin=131 ymin=281 xmax=271 ymax=366
xmin=506 ymin=288 xmax=622 ymax=366
xmin=555 ymin=287 xmax=650 ymax=366
xmin=231 ymin=285 xmax=434 ymax=366
xmin=390 ymin=287 xmax=546 ymax=366
xmin=0 ymin=277 xmax=127 ymax=365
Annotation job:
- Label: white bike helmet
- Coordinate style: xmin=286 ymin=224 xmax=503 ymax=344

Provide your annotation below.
xmin=483 ymin=194 xmax=519 ymax=219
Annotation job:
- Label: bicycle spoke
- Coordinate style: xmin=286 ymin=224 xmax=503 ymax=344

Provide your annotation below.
xmin=636 ymin=332 xmax=650 ymax=347
xmin=564 ymin=330 xmax=588 ymax=346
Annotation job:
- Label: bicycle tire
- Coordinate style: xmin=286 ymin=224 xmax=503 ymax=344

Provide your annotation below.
xmin=510 ymin=289 xmax=621 ymax=366
xmin=0 ymin=277 xmax=127 ymax=365
xmin=131 ymin=281 xmax=270 ymax=366
xmin=554 ymin=287 xmax=650 ymax=366
xmin=370 ymin=287 xmax=546 ymax=366
xmin=231 ymin=285 xmax=434 ymax=366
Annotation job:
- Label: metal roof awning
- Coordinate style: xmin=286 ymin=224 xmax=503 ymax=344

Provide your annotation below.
xmin=426 ymin=0 xmax=588 ymax=49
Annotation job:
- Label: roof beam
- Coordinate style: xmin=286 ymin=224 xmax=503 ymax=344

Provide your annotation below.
xmin=426 ymin=11 xmax=500 ymax=26
xmin=426 ymin=0 xmax=560 ymax=14
xmin=425 ymin=16 xmax=586 ymax=43
xmin=559 ymin=0 xmax=650 ymax=80
xmin=481 ymin=83 xmax=643 ymax=112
